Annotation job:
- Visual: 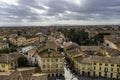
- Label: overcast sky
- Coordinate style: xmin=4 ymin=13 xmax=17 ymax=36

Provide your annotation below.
xmin=0 ymin=0 xmax=120 ymax=26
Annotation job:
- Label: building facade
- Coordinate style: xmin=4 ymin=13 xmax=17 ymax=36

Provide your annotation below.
xmin=9 ymin=36 xmax=40 ymax=46
xmin=38 ymin=49 xmax=64 ymax=78
xmin=64 ymin=42 xmax=120 ymax=79
xmin=0 ymin=53 xmax=23 ymax=72
xmin=74 ymin=56 xmax=120 ymax=79
xmin=0 ymin=43 xmax=9 ymax=50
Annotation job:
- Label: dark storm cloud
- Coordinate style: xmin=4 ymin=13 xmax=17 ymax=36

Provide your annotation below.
xmin=0 ymin=0 xmax=120 ymax=24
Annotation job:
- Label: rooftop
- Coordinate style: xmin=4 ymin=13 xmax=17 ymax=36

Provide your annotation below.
xmin=67 ymin=48 xmax=82 ymax=57
xmin=17 ymin=67 xmax=35 ymax=71
xmin=39 ymin=49 xmax=63 ymax=57
xmin=0 ymin=72 xmax=11 ymax=76
xmin=27 ymin=49 xmax=36 ymax=57
xmin=80 ymin=46 xmax=101 ymax=51
xmin=75 ymin=55 xmax=120 ymax=64
xmin=32 ymin=73 xmax=47 ymax=77
xmin=103 ymin=47 xmax=120 ymax=56
xmin=0 ymin=53 xmax=23 ymax=63
xmin=104 ymin=35 xmax=120 ymax=44
xmin=0 ymin=43 xmax=8 ymax=46
xmin=64 ymin=42 xmax=80 ymax=50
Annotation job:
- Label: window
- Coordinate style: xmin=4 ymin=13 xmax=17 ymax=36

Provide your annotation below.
xmin=1 ymin=64 xmax=5 ymax=68
xmin=43 ymin=65 xmax=45 ymax=68
xmin=117 ymin=68 xmax=119 ymax=72
xmin=56 ymin=64 xmax=58 ymax=68
xmin=56 ymin=59 xmax=58 ymax=62
xmin=117 ymin=64 xmax=120 ymax=67
xmin=47 ymin=64 xmax=50 ymax=68
xmin=82 ymin=67 xmax=85 ymax=70
xmin=105 ymin=64 xmax=108 ymax=66
xmin=111 ymin=68 xmax=113 ymax=71
xmin=51 ymin=64 xmax=54 ymax=68
xmin=111 ymin=64 xmax=114 ymax=66
xmin=104 ymin=68 xmax=108 ymax=72
xmin=94 ymin=63 xmax=96 ymax=65
xmin=99 ymin=67 xmax=101 ymax=70
xmin=94 ymin=67 xmax=96 ymax=70
xmin=47 ymin=59 xmax=49 ymax=62
xmin=10 ymin=63 xmax=14 ymax=67
xmin=99 ymin=63 xmax=102 ymax=65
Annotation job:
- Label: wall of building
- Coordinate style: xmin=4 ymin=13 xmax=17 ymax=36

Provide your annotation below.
xmin=41 ymin=57 xmax=64 ymax=77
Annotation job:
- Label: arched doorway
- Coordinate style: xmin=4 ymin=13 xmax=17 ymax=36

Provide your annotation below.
xmin=60 ymin=74 xmax=62 ymax=77
xmin=52 ymin=74 xmax=54 ymax=77
xmin=104 ymin=73 xmax=107 ymax=77
xmin=88 ymin=72 xmax=90 ymax=76
xmin=93 ymin=71 xmax=95 ymax=76
xmin=110 ymin=73 xmax=113 ymax=78
xmin=82 ymin=71 xmax=85 ymax=76
xmin=48 ymin=74 xmax=50 ymax=77
xmin=56 ymin=74 xmax=58 ymax=77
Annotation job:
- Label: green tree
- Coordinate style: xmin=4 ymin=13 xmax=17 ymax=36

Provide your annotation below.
xmin=0 ymin=48 xmax=11 ymax=53
xmin=60 ymin=28 xmax=99 ymax=45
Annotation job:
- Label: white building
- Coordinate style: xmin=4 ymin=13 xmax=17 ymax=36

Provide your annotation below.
xmin=22 ymin=46 xmax=34 ymax=53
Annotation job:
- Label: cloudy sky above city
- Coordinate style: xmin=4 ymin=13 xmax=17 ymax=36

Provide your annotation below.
xmin=0 ymin=0 xmax=120 ymax=26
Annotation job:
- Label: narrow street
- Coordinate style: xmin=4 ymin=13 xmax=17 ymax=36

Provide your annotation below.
xmin=64 ymin=57 xmax=78 ymax=80
xmin=64 ymin=66 xmax=78 ymax=80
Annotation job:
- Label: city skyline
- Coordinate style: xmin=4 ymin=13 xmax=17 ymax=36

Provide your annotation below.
xmin=0 ymin=0 xmax=120 ymax=26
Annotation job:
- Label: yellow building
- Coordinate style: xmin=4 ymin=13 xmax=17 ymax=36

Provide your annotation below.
xmin=38 ymin=49 xmax=64 ymax=77
xmin=64 ymin=42 xmax=83 ymax=61
xmin=9 ymin=36 xmax=39 ymax=46
xmin=74 ymin=56 xmax=120 ymax=79
xmin=64 ymin=42 xmax=120 ymax=79
xmin=0 ymin=43 xmax=9 ymax=50
xmin=0 ymin=53 xmax=23 ymax=72
xmin=0 ymin=33 xmax=8 ymax=39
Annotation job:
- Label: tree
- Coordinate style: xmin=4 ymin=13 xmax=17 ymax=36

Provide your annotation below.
xmin=0 ymin=48 xmax=11 ymax=53
xmin=60 ymin=28 xmax=99 ymax=45
xmin=17 ymin=57 xmax=29 ymax=67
